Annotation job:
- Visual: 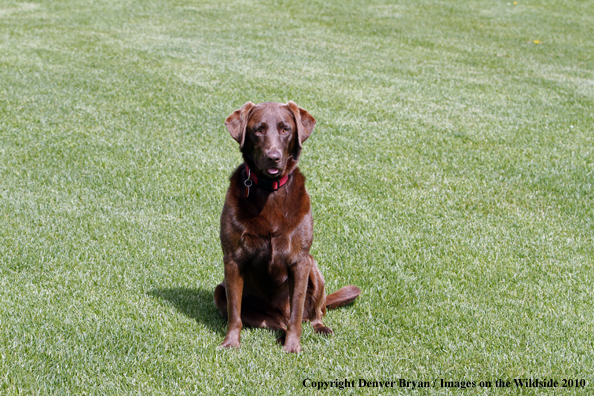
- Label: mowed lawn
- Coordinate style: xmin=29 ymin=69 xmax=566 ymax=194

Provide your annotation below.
xmin=1 ymin=0 xmax=593 ymax=394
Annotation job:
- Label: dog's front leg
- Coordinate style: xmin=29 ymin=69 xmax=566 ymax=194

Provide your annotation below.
xmin=284 ymin=255 xmax=313 ymax=353
xmin=221 ymin=258 xmax=243 ymax=349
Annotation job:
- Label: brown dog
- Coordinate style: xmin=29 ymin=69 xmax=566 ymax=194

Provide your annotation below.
xmin=214 ymin=101 xmax=360 ymax=353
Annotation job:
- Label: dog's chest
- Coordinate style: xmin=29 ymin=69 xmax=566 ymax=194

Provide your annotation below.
xmin=238 ymin=199 xmax=308 ymax=264
xmin=239 ymin=217 xmax=296 ymax=262
xmin=245 ymin=191 xmax=302 ymax=234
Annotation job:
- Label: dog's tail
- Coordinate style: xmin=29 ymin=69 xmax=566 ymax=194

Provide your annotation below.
xmin=326 ymin=285 xmax=361 ymax=309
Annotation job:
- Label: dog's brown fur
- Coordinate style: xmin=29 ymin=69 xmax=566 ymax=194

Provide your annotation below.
xmin=214 ymin=101 xmax=360 ymax=353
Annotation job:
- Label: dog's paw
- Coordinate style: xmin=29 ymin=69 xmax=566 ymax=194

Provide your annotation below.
xmin=281 ymin=333 xmax=301 ymax=353
xmin=313 ymin=324 xmax=334 ymax=336
xmin=283 ymin=340 xmax=301 ymax=353
xmin=219 ymin=336 xmax=241 ymax=349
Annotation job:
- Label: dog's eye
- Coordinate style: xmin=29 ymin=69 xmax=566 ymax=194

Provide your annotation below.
xmin=281 ymin=127 xmax=290 ymax=133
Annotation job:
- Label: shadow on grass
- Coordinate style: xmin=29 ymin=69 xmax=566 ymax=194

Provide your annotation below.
xmin=148 ymin=286 xmax=360 ymax=339
xmin=148 ymin=286 xmax=226 ymax=335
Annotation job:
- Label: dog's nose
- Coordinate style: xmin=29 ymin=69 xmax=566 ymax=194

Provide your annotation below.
xmin=266 ymin=150 xmax=281 ymax=163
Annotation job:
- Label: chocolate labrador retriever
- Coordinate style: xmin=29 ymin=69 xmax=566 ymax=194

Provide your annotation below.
xmin=214 ymin=101 xmax=360 ymax=353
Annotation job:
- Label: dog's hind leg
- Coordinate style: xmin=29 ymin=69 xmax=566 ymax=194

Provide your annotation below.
xmin=214 ymin=283 xmax=227 ymax=318
xmin=307 ymin=262 xmax=333 ymax=335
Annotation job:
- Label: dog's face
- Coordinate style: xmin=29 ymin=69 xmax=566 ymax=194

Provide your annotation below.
xmin=225 ymin=101 xmax=316 ymax=178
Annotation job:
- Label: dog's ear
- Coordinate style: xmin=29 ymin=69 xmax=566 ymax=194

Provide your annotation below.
xmin=287 ymin=101 xmax=316 ymax=147
xmin=225 ymin=101 xmax=255 ymax=148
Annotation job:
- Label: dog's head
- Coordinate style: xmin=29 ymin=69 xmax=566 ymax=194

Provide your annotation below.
xmin=225 ymin=101 xmax=316 ymax=179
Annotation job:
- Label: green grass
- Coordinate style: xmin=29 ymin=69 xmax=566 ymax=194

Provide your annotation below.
xmin=1 ymin=0 xmax=593 ymax=394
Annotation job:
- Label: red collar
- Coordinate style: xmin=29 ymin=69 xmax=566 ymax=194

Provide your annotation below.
xmin=243 ymin=165 xmax=290 ymax=197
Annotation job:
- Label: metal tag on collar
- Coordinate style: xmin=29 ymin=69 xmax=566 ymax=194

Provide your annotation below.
xmin=244 ymin=167 xmax=253 ymax=198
